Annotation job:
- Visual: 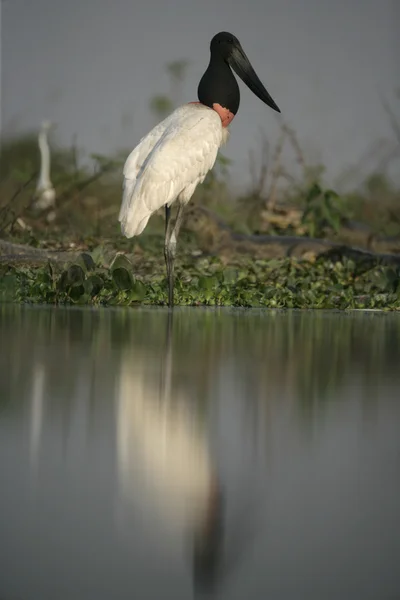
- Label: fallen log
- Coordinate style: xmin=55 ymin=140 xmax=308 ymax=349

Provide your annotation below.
xmin=1 ymin=206 xmax=400 ymax=269
xmin=184 ymin=206 xmax=400 ymax=266
xmin=0 ymin=239 xmax=80 ymax=265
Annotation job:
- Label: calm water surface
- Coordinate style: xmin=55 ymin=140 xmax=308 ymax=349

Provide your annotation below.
xmin=0 ymin=306 xmax=399 ymax=600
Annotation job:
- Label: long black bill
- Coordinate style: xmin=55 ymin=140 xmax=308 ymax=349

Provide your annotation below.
xmin=228 ymin=45 xmax=281 ymax=113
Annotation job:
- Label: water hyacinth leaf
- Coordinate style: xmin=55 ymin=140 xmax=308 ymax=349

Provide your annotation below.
xmin=264 ymin=286 xmax=277 ymax=299
xmin=223 ymin=267 xmax=239 ymax=284
xmin=110 ymin=254 xmax=133 ymax=273
xmin=75 ymin=293 xmax=91 ymax=305
xmin=67 ymin=264 xmax=86 ymax=285
xmin=198 ymin=275 xmax=219 ymax=291
xmin=118 ymin=292 xmax=132 ymax=306
xmin=112 ymin=268 xmax=134 ymax=291
xmin=90 ymin=246 xmax=106 ymax=267
xmin=0 ymin=273 xmax=18 ymax=301
xmin=58 ymin=264 xmax=86 ymax=292
xmin=370 ymin=270 xmax=389 ymax=292
xmin=385 ymin=268 xmax=400 ymax=287
xmin=214 ymin=270 xmax=224 ymax=284
xmin=68 ymin=283 xmax=86 ymax=302
xmin=58 ymin=271 xmax=69 ymax=292
xmin=237 ymin=269 xmax=249 ymax=281
xmin=110 ymin=254 xmax=135 ymax=291
xmin=76 ymin=252 xmax=96 ymax=272
xmin=108 ymin=293 xmax=125 ymax=306
xmin=84 ymin=275 xmax=104 ymax=296
xmin=129 ymin=280 xmax=146 ymax=302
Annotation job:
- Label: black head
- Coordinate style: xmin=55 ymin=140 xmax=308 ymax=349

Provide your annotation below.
xmin=198 ymin=31 xmax=281 ymax=116
xmin=210 ymin=31 xmax=241 ymax=60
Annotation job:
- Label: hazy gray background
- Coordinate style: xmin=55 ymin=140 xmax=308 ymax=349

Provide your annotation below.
xmin=2 ymin=0 xmax=399 ymax=189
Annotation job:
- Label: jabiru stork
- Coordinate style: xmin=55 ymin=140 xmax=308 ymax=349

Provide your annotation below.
xmin=119 ymin=32 xmax=280 ymax=307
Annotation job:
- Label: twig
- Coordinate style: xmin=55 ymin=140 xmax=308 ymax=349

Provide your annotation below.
xmin=381 ymin=95 xmax=400 ymax=146
xmin=278 ymin=167 xmax=297 ymax=184
xmin=281 ymin=122 xmax=307 ymax=171
xmin=0 ymin=172 xmax=38 ymax=233
xmin=266 ymin=130 xmax=286 ymax=210
xmin=248 ymin=132 xmax=270 ymax=198
xmin=71 ymin=133 xmax=80 ymax=182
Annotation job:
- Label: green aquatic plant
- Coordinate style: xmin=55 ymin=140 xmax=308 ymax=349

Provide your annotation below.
xmin=301 ymin=183 xmax=348 ymax=238
xmin=0 ymin=250 xmax=399 ymax=310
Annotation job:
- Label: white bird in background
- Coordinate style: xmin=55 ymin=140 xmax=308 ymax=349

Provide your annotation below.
xmin=34 ymin=120 xmax=56 ymax=211
xmin=119 ymin=31 xmax=280 ymax=307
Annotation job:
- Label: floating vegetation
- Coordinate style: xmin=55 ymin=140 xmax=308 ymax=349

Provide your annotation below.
xmin=0 ymin=250 xmax=399 ymax=310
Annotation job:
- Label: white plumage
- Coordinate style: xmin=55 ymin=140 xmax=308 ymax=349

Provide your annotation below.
xmin=119 ymin=103 xmax=229 ymax=238
xmin=34 ymin=120 xmax=56 ymax=211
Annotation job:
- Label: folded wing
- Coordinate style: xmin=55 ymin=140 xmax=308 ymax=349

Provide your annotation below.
xmin=119 ymin=104 xmax=225 ymax=238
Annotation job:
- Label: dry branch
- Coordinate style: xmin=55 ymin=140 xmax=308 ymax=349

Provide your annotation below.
xmin=0 ymin=172 xmax=38 ymax=234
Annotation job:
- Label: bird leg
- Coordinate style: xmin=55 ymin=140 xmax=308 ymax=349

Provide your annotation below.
xmin=164 ymin=205 xmax=173 ymax=293
xmin=164 ymin=203 xmax=185 ymax=308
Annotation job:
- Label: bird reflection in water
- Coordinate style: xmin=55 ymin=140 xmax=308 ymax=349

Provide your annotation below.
xmin=116 ymin=311 xmax=225 ymax=595
xmin=192 ymin=472 xmax=225 ymax=594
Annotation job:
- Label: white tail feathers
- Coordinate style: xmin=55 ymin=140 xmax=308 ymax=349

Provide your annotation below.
xmin=119 ymin=179 xmax=152 ymax=238
xmin=120 ymin=213 xmax=151 ymax=238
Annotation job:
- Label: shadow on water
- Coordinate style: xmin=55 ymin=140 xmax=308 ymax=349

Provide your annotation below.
xmin=0 ymin=305 xmax=400 ymax=599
